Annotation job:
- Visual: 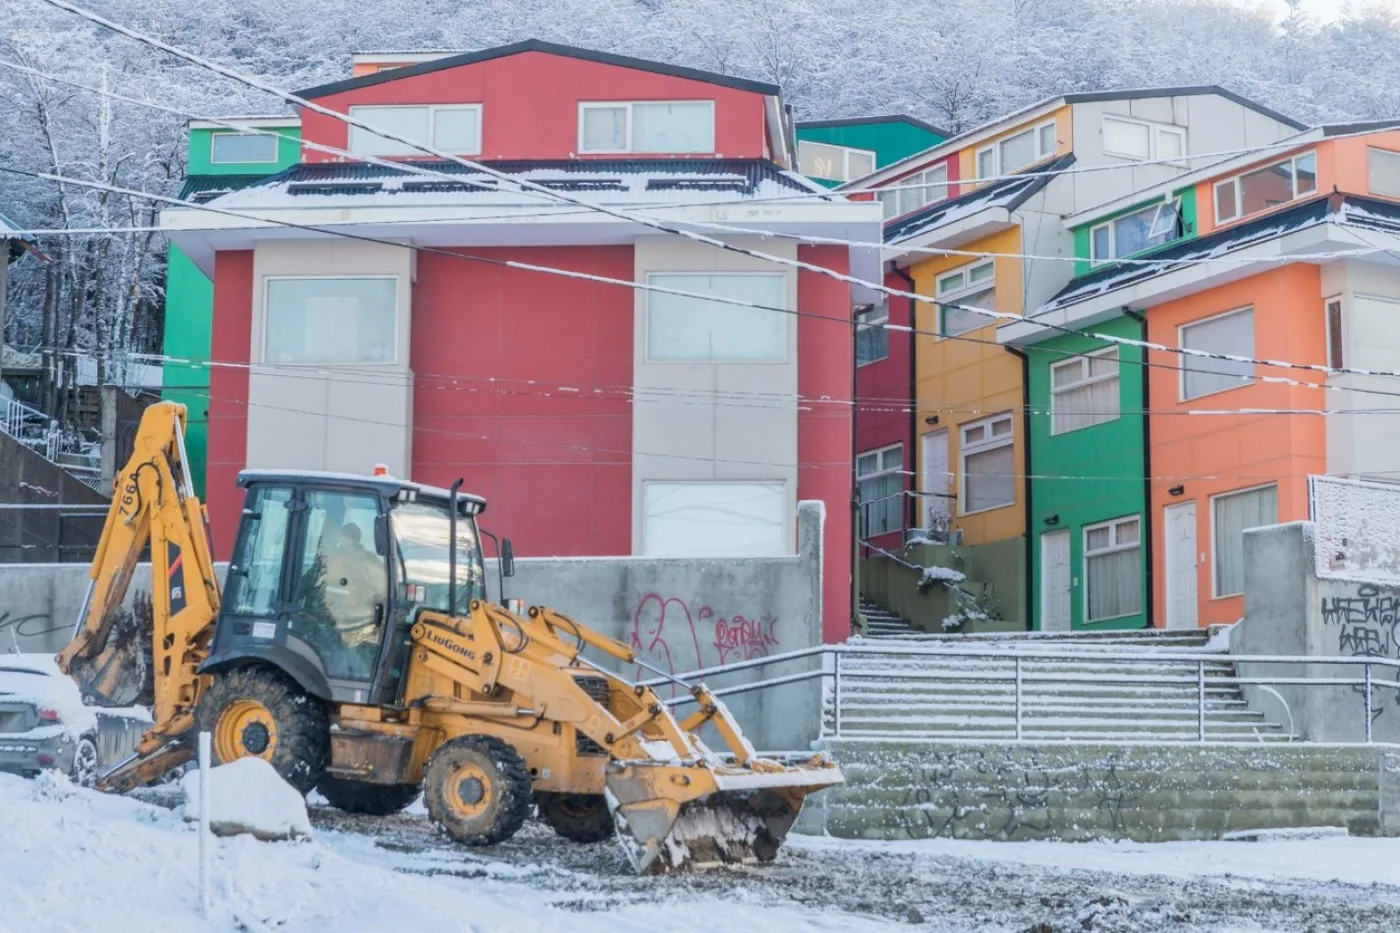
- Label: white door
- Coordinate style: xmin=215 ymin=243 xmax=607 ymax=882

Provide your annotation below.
xmin=1165 ymin=501 xmax=1198 ymax=630
xmin=921 ymin=430 xmax=950 ymax=532
xmin=1040 ymin=530 xmax=1072 ymax=632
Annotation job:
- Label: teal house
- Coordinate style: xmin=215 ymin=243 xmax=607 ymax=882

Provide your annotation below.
xmin=164 ymin=116 xmax=300 ymax=494
xmin=795 ymin=115 xmax=947 ymax=188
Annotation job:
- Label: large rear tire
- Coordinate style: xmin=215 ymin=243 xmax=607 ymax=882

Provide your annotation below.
xmin=195 ymin=666 xmax=328 ymax=794
xmin=424 ymin=735 xmax=531 ymax=846
xmin=537 ymin=793 xmax=614 ymax=844
xmin=317 ymin=775 xmax=421 ymax=816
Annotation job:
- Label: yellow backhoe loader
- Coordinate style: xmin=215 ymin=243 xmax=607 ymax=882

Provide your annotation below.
xmin=57 ymin=401 xmax=840 ymax=873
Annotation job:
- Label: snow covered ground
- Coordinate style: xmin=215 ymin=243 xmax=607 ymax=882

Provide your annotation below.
xmin=7 ymin=770 xmax=1400 ymax=932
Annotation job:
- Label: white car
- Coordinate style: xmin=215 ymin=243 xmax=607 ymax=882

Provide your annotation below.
xmin=0 ymin=654 xmax=149 ymax=786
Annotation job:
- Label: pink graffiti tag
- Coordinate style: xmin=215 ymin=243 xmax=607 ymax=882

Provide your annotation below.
xmin=630 ymin=593 xmax=708 ymax=697
xmin=713 ymin=615 xmax=781 ymax=665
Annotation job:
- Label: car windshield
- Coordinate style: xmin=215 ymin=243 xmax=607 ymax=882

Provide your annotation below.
xmin=390 ymin=500 xmax=487 ymax=615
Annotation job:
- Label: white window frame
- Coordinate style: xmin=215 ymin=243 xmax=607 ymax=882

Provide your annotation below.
xmin=1089 ymin=198 xmax=1182 ymax=266
xmin=975 ymin=119 xmax=1057 ymax=180
xmin=347 ymin=103 xmax=483 ymax=156
xmin=1213 ymin=150 xmax=1317 ymax=223
xmin=1082 ymin=515 xmax=1142 ymax=623
xmin=1209 ymin=483 xmax=1278 ymax=599
xmin=1178 ymin=306 xmax=1255 ymax=401
xmin=857 ymin=443 xmax=905 ymax=537
xmin=958 ymin=413 xmax=1015 ymax=515
xmin=1101 ymin=115 xmax=1187 ymax=162
xmin=1050 ymin=347 xmax=1120 ymax=435
xmin=262 ymin=274 xmax=399 ymax=367
xmin=878 ymin=163 xmax=951 ymax=219
xmin=1368 ymin=146 xmax=1400 ymax=198
xmin=798 ymin=140 xmax=878 ymax=182
xmin=644 ymin=271 xmax=788 ymax=363
xmin=855 ymin=303 xmax=889 ymax=367
xmin=935 ymin=259 xmax=996 ymax=338
xmin=209 ymin=131 xmax=280 ymax=165
xmin=577 ymin=100 xmax=716 ymax=155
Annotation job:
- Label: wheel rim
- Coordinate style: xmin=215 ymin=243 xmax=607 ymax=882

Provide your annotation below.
xmin=445 ymin=763 xmax=494 ymax=821
xmin=214 ymin=698 xmax=278 ymax=762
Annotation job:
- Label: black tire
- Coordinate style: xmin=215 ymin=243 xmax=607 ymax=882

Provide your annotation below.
xmin=424 ymin=735 xmax=532 ymax=846
xmin=69 ymin=735 xmax=99 ymax=788
xmin=537 ymin=792 xmax=614 ymax=844
xmin=317 ymin=775 xmax=421 ymax=816
xmin=194 ymin=666 xmax=329 ymax=794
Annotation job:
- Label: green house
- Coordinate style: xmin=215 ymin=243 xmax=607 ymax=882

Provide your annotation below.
xmin=163 ymin=117 xmax=300 ymax=494
xmin=795 ymin=115 xmax=947 ymax=189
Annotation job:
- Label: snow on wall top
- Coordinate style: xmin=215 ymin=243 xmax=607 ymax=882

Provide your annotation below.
xmin=1310 ymin=475 xmax=1400 ymax=585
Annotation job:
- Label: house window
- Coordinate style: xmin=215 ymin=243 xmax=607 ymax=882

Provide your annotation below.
xmin=879 ymin=164 xmax=951 ymax=218
xmin=975 ymin=119 xmax=1056 ymax=180
xmin=1180 ymin=307 xmax=1254 ymax=400
xmin=210 ymin=132 xmax=279 ymax=164
xmin=1084 ymin=516 xmax=1142 ymax=622
xmin=936 ymin=260 xmax=996 ymax=337
xmin=1051 ymin=348 xmax=1120 ymax=435
xmin=646 ymin=273 xmax=786 ymax=362
xmin=1212 ymin=485 xmax=1277 ymax=597
xmin=1089 ymin=199 xmax=1182 ymax=264
xmin=642 ymin=482 xmax=786 ymax=557
xmin=1368 ymin=147 xmax=1400 ymax=199
xmin=798 ymin=141 xmax=877 ymax=181
xmin=960 ymin=414 xmax=1015 ymax=514
xmin=578 ymin=101 xmax=715 ymax=154
xmin=1213 ymin=152 xmax=1317 ymax=223
xmin=264 ymin=276 xmax=397 ymax=365
xmin=1102 ymin=116 xmax=1187 ymax=162
xmin=1350 ymin=294 xmax=1400 ymax=372
xmin=1326 ymin=297 xmax=1343 ymax=371
xmin=857 ymin=444 xmax=904 ymax=537
xmin=856 ymin=303 xmax=889 ymax=366
xmin=347 ymin=104 xmax=481 ymax=156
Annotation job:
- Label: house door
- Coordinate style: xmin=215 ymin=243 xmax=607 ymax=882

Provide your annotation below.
xmin=1164 ymin=501 xmax=1198 ymax=630
xmin=921 ymin=430 xmax=950 ymax=534
xmin=1040 ymin=530 xmax=1072 ymax=632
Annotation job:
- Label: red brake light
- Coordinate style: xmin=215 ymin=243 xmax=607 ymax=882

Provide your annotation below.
xmin=38 ymin=708 xmax=60 ymax=723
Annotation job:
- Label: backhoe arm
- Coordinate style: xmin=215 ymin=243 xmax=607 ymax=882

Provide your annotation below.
xmin=56 ymin=401 xmax=221 ymax=788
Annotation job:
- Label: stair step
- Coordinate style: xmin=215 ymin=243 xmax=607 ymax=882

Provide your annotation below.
xmin=825 ymin=728 xmax=1300 ymax=743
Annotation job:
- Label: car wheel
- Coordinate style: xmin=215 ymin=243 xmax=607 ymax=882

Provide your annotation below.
xmin=70 ymin=736 xmax=99 ymax=788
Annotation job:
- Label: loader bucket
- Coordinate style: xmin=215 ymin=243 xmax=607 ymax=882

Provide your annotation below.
xmin=61 ymin=595 xmax=154 ymax=708
xmin=605 ymin=755 xmax=843 ymax=875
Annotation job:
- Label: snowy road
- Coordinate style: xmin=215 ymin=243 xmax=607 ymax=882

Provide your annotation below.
xmin=7 ymin=771 xmax=1400 ymax=932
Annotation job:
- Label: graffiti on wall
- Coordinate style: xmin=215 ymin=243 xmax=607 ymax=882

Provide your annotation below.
xmin=1320 ymin=583 xmax=1400 ymax=718
xmin=629 ymin=593 xmax=782 ymax=691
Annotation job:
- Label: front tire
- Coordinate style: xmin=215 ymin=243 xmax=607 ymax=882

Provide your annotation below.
xmin=424 ymin=735 xmax=531 ymax=846
xmin=317 ymin=775 xmax=421 ymax=815
xmin=537 ymin=793 xmax=614 ymax=843
xmin=195 ymin=666 xmax=328 ymax=794
xmin=69 ymin=736 xmax=99 ymax=788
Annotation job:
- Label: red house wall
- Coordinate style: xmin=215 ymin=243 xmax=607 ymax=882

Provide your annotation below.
xmin=410 ymin=246 xmax=635 ymax=557
xmin=301 ymin=51 xmax=769 ymax=162
xmin=856 ymin=267 xmax=916 ymax=553
xmin=798 ymin=245 xmax=856 ymax=643
xmin=206 ymin=250 xmax=254 ymax=558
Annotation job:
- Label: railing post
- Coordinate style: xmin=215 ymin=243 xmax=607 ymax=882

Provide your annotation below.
xmin=1014 ymin=655 xmax=1023 ymax=741
xmin=1197 ymin=660 xmax=1206 ymax=743
xmin=833 ymin=651 xmax=842 ymax=738
xmin=1366 ymin=662 xmax=1374 ymax=744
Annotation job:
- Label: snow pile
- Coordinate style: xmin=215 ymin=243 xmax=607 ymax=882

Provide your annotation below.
xmin=182 ymin=757 xmax=312 ymax=841
xmin=918 ymin=565 xmax=966 ymax=588
xmin=1310 ymin=476 xmax=1400 ymax=584
xmin=0 ymin=654 xmax=98 ymax=738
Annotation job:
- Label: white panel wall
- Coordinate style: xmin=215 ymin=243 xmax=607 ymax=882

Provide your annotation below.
xmin=1324 ymin=259 xmax=1400 ymax=480
xmin=247 ymin=239 xmax=415 ymax=477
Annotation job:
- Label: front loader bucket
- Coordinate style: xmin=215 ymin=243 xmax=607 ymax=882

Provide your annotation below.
xmin=605 ymin=756 xmax=843 ymax=875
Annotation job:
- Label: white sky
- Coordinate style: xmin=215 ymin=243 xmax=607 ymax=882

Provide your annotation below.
xmin=1233 ymin=0 xmax=1400 ymax=23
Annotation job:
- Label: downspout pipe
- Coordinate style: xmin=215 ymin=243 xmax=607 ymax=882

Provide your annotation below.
xmin=1003 ymin=344 xmax=1033 ymax=632
xmin=1123 ymin=307 xmax=1153 ymax=630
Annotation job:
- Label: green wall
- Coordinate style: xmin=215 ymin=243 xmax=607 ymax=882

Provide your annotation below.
xmin=796 ymin=119 xmax=945 ymax=188
xmin=1071 ymin=186 xmax=1198 ymax=277
xmin=186 ymin=125 xmax=302 ymax=176
xmin=1024 ymin=315 xmax=1148 ymax=631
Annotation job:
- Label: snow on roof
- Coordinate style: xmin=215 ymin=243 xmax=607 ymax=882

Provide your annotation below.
xmin=207 ymin=158 xmax=831 ymax=212
xmin=885 ymin=153 xmax=1075 ymax=244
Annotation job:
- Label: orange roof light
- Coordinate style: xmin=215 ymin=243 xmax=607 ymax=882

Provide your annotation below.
xmin=372 ymin=463 xmax=390 ymax=477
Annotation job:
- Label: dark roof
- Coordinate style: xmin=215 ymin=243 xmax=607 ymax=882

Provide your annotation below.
xmin=0 ymin=209 xmax=37 ymax=262
xmin=178 ymin=175 xmax=276 ymax=204
xmin=796 ymin=114 xmax=951 ymax=137
xmin=1059 ymin=86 xmax=1306 ymax=131
xmin=296 ymin=39 xmax=781 ymax=99
xmin=885 ymin=153 xmax=1076 ymax=243
xmin=1321 ymin=119 xmax=1400 ymax=137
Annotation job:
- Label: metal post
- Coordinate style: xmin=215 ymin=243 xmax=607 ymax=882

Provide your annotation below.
xmin=198 ymin=731 xmax=212 ymax=918
xmin=1014 ymin=655 xmax=1023 ymax=740
xmin=833 ymin=651 xmax=843 ymax=737
xmin=1197 ymin=660 xmax=1206 ymax=743
xmin=1366 ymin=662 xmax=1374 ymax=744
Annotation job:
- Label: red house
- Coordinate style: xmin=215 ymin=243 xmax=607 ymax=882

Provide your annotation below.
xmin=160 ymin=41 xmax=881 ymax=642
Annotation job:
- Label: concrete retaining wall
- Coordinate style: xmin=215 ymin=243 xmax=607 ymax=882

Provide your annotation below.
xmin=798 ymin=740 xmax=1400 ymax=842
xmin=859 ymin=538 xmax=1025 ymax=634
xmin=0 ymin=502 xmax=827 ymax=751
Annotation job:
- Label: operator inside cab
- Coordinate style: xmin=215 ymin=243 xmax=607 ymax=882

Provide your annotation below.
xmin=320 ymin=521 xmax=388 ymax=680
